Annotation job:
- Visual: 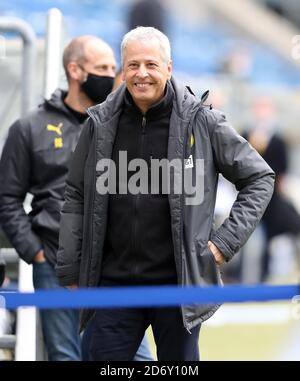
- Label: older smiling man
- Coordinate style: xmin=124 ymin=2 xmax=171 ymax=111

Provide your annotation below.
xmin=56 ymin=27 xmax=274 ymax=361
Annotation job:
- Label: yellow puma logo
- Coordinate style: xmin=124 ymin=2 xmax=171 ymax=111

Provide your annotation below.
xmin=47 ymin=123 xmax=63 ymax=136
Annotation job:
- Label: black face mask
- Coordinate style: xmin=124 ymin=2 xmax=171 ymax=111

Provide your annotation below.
xmin=81 ymin=73 xmax=114 ymax=104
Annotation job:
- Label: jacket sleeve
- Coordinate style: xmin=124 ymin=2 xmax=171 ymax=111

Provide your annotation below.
xmin=55 ymin=118 xmax=94 ymax=286
xmin=207 ymin=110 xmax=275 ymax=261
xmin=0 ymin=120 xmax=43 ymax=263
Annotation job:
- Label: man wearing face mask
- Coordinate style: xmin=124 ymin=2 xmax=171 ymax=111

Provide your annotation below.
xmin=0 ymin=35 xmax=152 ymax=361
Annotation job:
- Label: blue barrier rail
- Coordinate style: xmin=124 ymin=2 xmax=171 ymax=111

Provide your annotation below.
xmin=0 ymin=284 xmax=299 ymax=309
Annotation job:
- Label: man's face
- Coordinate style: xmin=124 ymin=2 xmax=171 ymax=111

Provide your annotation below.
xmin=122 ymin=40 xmax=172 ymax=113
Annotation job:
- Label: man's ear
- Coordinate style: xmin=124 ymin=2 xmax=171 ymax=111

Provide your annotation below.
xmin=167 ymin=60 xmax=172 ymax=80
xmin=67 ymin=62 xmax=81 ymax=81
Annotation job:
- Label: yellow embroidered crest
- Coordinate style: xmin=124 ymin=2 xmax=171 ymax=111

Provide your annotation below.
xmin=47 ymin=123 xmax=64 ymax=148
xmin=189 ymin=134 xmax=194 ymax=147
xmin=54 ymin=138 xmax=63 ymax=148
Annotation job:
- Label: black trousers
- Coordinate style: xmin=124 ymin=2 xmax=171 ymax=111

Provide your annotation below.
xmin=89 ymin=306 xmax=201 ymax=361
xmin=261 ymin=191 xmax=300 ymax=280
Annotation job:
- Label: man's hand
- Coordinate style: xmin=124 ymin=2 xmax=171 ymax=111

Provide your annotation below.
xmin=208 ymin=241 xmax=226 ymax=265
xmin=33 ymin=249 xmax=46 ymax=263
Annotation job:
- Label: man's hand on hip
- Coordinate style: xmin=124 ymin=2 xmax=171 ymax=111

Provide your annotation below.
xmin=208 ymin=241 xmax=226 ymax=265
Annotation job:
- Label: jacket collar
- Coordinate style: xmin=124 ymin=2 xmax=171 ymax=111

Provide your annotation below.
xmin=43 ymin=88 xmax=68 ymax=112
xmin=87 ymin=83 xmax=126 ymax=123
xmin=87 ymin=76 xmax=200 ymax=125
xmin=123 ymin=80 xmax=174 ymax=120
xmin=170 ymin=77 xmax=200 ymax=123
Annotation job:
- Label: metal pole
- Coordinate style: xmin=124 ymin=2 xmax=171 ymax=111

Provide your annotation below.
xmin=44 ymin=8 xmax=64 ymax=99
xmin=0 ymin=17 xmax=37 ymax=360
xmin=0 ymin=17 xmax=37 ymax=115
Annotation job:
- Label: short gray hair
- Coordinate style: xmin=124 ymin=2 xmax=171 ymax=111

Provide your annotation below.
xmin=121 ymin=26 xmax=171 ymax=66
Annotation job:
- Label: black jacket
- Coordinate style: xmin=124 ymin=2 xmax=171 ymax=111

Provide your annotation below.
xmin=0 ymin=90 xmax=84 ymax=265
xmin=56 ymin=78 xmax=274 ymax=331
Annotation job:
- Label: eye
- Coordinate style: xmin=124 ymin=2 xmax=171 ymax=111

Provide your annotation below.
xmin=128 ymin=63 xmax=138 ymax=68
xmin=95 ymin=66 xmax=108 ymax=74
xmin=147 ymin=63 xmax=157 ymax=68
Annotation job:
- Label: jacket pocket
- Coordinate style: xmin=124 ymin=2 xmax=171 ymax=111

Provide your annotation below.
xmin=196 ymin=242 xmax=222 ymax=285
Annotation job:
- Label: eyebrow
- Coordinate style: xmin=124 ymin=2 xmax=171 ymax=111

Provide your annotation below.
xmin=95 ymin=64 xmax=116 ymax=69
xmin=127 ymin=59 xmax=159 ymax=64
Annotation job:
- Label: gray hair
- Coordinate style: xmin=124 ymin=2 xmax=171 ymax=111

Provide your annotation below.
xmin=121 ymin=26 xmax=171 ymax=66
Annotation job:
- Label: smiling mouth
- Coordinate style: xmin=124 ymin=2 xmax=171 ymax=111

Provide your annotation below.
xmin=135 ymin=83 xmax=153 ymax=88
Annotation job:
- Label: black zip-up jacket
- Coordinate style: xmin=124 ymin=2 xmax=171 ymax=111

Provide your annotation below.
xmin=56 ymin=78 xmax=274 ymax=331
xmin=102 ymin=85 xmax=177 ymax=285
xmin=0 ymin=89 xmax=84 ymax=265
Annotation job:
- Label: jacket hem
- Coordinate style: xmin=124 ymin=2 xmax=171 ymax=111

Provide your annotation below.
xmin=186 ymin=303 xmax=222 ymax=331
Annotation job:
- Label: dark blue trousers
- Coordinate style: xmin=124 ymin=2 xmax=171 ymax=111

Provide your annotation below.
xmin=82 ymin=319 xmax=153 ymax=361
xmin=88 ymin=307 xmax=201 ymax=361
xmin=33 ymin=261 xmax=81 ymax=361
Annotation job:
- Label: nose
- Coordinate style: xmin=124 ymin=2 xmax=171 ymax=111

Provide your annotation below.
xmin=137 ymin=64 xmax=148 ymax=78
